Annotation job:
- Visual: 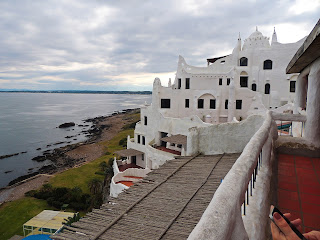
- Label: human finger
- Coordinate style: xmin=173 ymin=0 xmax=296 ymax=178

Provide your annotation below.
xmin=273 ymin=212 xmax=299 ymax=239
xmin=291 ymin=218 xmax=302 ymax=232
xmin=284 ymin=213 xmax=292 ymax=220
xmin=271 ymin=221 xmax=282 ymax=239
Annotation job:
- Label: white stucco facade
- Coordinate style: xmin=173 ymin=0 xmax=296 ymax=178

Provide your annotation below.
xmin=126 ymin=28 xmax=304 ymax=169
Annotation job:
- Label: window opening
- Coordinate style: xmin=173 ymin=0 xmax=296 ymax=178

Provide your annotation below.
xmin=178 ymin=78 xmax=181 ymax=89
xmin=186 ymin=78 xmax=190 ymax=89
xmin=265 ymin=83 xmax=270 ymax=94
xmin=290 ymin=81 xmax=296 ymax=92
xmin=252 ymin=83 xmax=257 ymax=91
xmin=240 ymin=76 xmax=248 ymax=87
xmin=236 ymin=100 xmax=242 ymax=109
xmin=137 ymin=135 xmax=140 ymax=144
xmin=227 ymin=78 xmax=230 ymax=85
xmin=161 ymin=99 xmax=171 ymax=108
xmin=142 ymin=136 xmax=145 ymax=145
xmin=198 ymin=99 xmax=204 ymax=109
xmin=263 ymin=60 xmax=272 ymax=70
xmin=210 ymin=99 xmax=216 ymax=109
xmin=219 ymin=78 xmax=223 ymax=85
xmin=239 ymin=57 xmax=248 ymax=66
xmin=185 ymin=99 xmax=189 ymax=108
xmin=225 ymin=99 xmax=228 ymax=109
xmin=144 ymin=116 xmax=147 ymax=125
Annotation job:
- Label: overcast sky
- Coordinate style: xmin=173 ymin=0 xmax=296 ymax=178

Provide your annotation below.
xmin=0 ymin=0 xmax=319 ymax=91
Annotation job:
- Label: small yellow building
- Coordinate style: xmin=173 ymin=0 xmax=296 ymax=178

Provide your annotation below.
xmin=23 ymin=210 xmax=75 ymax=236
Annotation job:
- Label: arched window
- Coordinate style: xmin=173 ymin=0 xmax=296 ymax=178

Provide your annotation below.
xmin=239 ymin=57 xmax=248 ymax=66
xmin=263 ymin=60 xmax=272 ymax=70
xmin=252 ymin=83 xmax=257 ymax=91
xmin=265 ymin=83 xmax=270 ymax=94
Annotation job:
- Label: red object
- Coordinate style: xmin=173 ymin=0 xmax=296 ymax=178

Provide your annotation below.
xmin=277 ymin=154 xmax=320 ymax=233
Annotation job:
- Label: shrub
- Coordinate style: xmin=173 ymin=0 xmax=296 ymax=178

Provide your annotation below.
xmin=99 ymin=161 xmax=107 ymax=172
xmin=118 ymin=137 xmax=127 ymax=147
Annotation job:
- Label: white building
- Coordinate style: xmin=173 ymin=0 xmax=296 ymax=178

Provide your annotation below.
xmin=112 ymin=27 xmax=305 ymax=183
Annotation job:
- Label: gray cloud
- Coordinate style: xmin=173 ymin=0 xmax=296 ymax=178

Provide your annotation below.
xmin=0 ymin=0 xmax=319 ymax=90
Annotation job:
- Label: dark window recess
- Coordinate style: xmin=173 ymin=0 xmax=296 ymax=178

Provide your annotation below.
xmin=144 ymin=116 xmax=147 ymax=125
xmin=219 ymin=78 xmax=223 ymax=85
xmin=185 ymin=99 xmax=189 ymax=108
xmin=240 ymin=57 xmax=248 ymax=66
xmin=142 ymin=136 xmax=145 ymax=145
xmin=252 ymin=83 xmax=257 ymax=91
xmin=137 ymin=135 xmax=140 ymax=144
xmin=210 ymin=99 xmax=216 ymax=109
xmin=177 ymin=144 xmax=182 ymax=148
xmin=161 ymin=99 xmax=171 ymax=108
xmin=225 ymin=99 xmax=228 ymax=109
xmin=227 ymin=78 xmax=230 ymax=85
xmin=265 ymin=83 xmax=270 ymax=94
xmin=142 ymin=154 xmax=144 ymax=161
xmin=240 ymin=76 xmax=248 ymax=87
xmin=198 ymin=99 xmax=204 ymax=109
xmin=290 ymin=81 xmax=296 ymax=92
xmin=263 ymin=60 xmax=272 ymax=70
xmin=236 ymin=100 xmax=242 ymax=109
xmin=178 ymin=78 xmax=181 ymax=89
xmin=186 ymin=78 xmax=190 ymax=89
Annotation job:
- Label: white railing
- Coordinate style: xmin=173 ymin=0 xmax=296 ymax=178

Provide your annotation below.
xmin=188 ymin=111 xmax=304 ymax=240
xmin=272 ymin=112 xmax=306 ymax=137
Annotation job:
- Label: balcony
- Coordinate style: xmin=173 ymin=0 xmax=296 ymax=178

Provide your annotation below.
xmin=188 ymin=111 xmax=319 ymax=239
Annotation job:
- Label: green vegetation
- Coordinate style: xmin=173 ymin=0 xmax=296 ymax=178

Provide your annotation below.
xmin=0 ymin=197 xmax=54 ymax=239
xmin=0 ymin=111 xmax=139 ymax=239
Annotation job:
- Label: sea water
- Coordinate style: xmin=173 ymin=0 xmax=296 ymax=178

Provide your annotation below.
xmin=0 ymin=93 xmax=151 ymax=188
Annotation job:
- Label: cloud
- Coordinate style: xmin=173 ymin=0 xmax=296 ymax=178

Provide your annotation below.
xmin=0 ymin=0 xmax=319 ymax=90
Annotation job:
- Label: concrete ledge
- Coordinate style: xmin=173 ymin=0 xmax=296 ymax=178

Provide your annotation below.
xmin=276 ymin=136 xmax=320 ymax=157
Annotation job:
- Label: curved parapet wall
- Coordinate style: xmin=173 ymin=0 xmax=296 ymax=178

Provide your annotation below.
xmin=110 ymin=162 xmax=151 ymax=198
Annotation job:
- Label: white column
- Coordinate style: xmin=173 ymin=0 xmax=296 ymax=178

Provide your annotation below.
xmin=293 ymin=73 xmax=308 ymax=114
xmin=305 ymin=58 xmax=320 ymax=146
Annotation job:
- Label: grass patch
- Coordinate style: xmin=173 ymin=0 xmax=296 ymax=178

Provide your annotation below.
xmin=0 ymin=197 xmax=54 ymax=239
xmin=49 ymin=113 xmax=138 ymax=193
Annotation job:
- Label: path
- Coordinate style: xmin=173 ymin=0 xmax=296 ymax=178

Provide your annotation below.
xmin=52 ymin=153 xmax=239 ymax=240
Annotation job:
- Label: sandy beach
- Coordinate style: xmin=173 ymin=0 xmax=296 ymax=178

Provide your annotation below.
xmin=0 ymin=109 xmax=139 ymax=203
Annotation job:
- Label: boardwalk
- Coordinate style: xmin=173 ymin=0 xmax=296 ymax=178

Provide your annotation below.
xmin=52 ymin=153 xmax=239 ymax=240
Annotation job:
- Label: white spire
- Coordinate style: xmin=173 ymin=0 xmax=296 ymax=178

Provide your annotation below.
xmin=272 ymin=27 xmax=278 ymax=44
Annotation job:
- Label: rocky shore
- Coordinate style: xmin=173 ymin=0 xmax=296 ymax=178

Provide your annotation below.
xmin=4 ymin=108 xmax=139 ymax=187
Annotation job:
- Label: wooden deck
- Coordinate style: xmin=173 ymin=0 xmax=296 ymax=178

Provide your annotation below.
xmin=52 ymin=153 xmax=239 ymax=240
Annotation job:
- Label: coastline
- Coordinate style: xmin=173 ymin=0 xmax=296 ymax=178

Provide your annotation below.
xmin=0 ymin=108 xmax=139 ymax=202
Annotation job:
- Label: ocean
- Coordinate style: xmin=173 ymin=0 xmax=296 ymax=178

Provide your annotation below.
xmin=0 ymin=92 xmax=151 ymax=188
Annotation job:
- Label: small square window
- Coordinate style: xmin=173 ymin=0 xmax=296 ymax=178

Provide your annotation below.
xmin=161 ymin=99 xmax=171 ymax=108
xmin=219 ymin=78 xmax=223 ymax=85
xmin=240 ymin=76 xmax=248 ymax=87
xmin=236 ymin=100 xmax=242 ymax=109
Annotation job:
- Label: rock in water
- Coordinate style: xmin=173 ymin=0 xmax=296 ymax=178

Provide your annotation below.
xmin=58 ymin=122 xmax=75 ymax=128
xmin=32 ymin=156 xmax=46 ymax=162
